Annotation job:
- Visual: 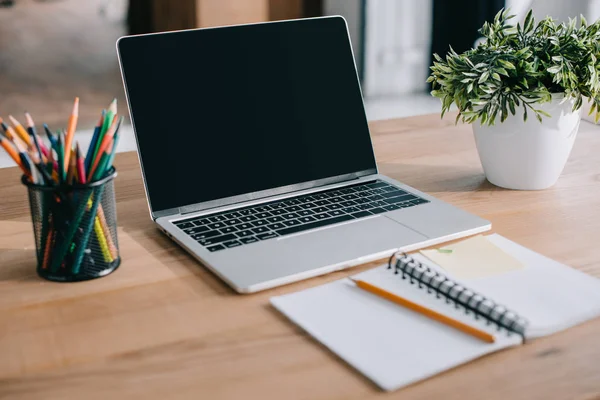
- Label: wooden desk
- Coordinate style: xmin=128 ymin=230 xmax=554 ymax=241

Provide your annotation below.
xmin=1 ymin=114 xmax=599 ymax=399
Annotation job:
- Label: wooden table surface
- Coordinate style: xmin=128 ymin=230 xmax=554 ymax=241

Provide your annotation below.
xmin=1 ymin=114 xmax=599 ymax=400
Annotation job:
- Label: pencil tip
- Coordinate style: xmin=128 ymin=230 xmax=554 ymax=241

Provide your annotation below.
xmin=25 ymin=113 xmax=34 ymax=127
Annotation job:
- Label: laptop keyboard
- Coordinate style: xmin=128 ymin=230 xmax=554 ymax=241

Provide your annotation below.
xmin=173 ymin=180 xmax=429 ymax=252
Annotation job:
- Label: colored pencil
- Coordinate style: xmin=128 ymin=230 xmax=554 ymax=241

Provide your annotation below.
xmin=8 ymin=115 xmax=32 ymax=146
xmin=76 ymin=143 xmax=86 ymax=184
xmin=63 ymin=97 xmax=79 ymax=170
xmin=0 ymin=132 xmax=27 ymax=173
xmin=91 ymin=99 xmax=116 ymax=169
xmin=25 ymin=112 xmax=50 ymax=161
xmin=56 ymin=131 xmax=65 ymax=183
xmin=105 ymin=128 xmax=121 ymax=173
xmin=85 ymin=111 xmax=105 ymax=172
xmin=350 ymin=278 xmax=496 ymax=343
xmin=88 ymin=115 xmax=121 ymax=180
xmin=66 ymin=149 xmax=76 ymax=185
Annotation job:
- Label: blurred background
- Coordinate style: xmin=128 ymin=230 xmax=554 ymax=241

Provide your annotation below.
xmin=1 ymin=0 xmax=600 ymax=132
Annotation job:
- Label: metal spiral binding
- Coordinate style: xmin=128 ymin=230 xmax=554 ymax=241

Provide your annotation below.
xmin=388 ymin=252 xmax=528 ymax=339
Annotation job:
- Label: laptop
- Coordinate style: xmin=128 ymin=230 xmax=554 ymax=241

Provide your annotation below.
xmin=116 ymin=16 xmax=490 ymax=293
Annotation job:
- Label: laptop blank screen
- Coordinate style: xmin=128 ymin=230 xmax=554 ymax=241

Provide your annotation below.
xmin=118 ymin=17 xmax=377 ymax=213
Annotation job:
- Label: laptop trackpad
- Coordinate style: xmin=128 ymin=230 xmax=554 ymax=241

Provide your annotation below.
xmin=229 ymin=216 xmax=428 ymax=289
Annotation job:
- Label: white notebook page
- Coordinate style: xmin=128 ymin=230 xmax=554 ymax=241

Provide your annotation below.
xmin=271 ymin=266 xmax=521 ymax=391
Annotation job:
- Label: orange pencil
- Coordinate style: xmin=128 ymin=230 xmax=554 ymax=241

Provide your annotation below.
xmin=87 ymin=115 xmax=119 ymax=180
xmin=8 ymin=115 xmax=32 ymax=147
xmin=350 ymin=278 xmax=496 ymax=343
xmin=0 ymin=133 xmax=27 ymax=173
xmin=63 ymin=97 xmax=79 ymax=170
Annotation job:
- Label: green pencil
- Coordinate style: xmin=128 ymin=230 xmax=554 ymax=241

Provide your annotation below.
xmin=55 ymin=131 xmax=65 ymax=183
xmin=91 ymin=99 xmax=116 ymax=169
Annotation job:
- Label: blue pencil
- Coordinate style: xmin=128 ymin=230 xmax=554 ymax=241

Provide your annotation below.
xmin=85 ymin=110 xmax=105 ymax=172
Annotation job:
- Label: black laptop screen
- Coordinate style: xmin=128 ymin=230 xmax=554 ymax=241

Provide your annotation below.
xmin=118 ymin=17 xmax=377 ymax=212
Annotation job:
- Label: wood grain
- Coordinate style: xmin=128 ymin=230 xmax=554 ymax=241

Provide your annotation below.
xmin=0 ymin=114 xmax=599 ymax=399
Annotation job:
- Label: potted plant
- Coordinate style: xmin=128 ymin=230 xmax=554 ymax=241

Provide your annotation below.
xmin=428 ymin=9 xmax=600 ymax=190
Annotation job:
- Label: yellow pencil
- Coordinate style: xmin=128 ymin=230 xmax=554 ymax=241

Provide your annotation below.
xmin=351 ymin=278 xmax=495 ymax=343
xmin=8 ymin=115 xmax=32 ymax=147
xmin=94 ymin=217 xmax=114 ymax=263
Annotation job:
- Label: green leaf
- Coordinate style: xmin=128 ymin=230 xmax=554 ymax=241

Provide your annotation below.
xmin=523 ymin=106 xmax=528 ymax=122
xmin=536 ymin=113 xmax=543 ymax=123
xmin=492 ymin=72 xmax=501 ymax=81
xmin=524 ymin=10 xmax=534 ymax=33
xmin=478 ymin=71 xmax=490 ymax=83
xmin=467 ymin=82 xmax=474 ymax=93
xmin=547 ymin=65 xmax=561 ymax=74
xmin=496 ymin=67 xmax=509 ymax=76
xmin=498 ymin=59 xmax=516 ymax=70
xmin=509 ymin=98 xmax=516 ymax=114
xmin=537 ymin=109 xmax=552 ymax=117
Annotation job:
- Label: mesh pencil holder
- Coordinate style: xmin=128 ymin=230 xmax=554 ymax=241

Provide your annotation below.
xmin=23 ymin=168 xmax=120 ymax=282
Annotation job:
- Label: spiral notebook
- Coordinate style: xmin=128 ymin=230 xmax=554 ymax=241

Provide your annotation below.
xmin=271 ymin=234 xmax=600 ymax=391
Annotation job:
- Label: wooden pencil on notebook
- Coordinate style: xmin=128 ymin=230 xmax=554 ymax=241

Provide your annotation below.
xmin=350 ymin=278 xmax=496 ymax=343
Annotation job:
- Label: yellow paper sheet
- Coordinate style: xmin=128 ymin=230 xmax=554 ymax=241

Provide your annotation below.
xmin=420 ymin=235 xmax=525 ymax=279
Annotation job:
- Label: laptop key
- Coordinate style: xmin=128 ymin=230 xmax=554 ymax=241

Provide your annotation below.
xmin=340 ymin=200 xmax=356 ymax=207
xmin=341 ymin=194 xmax=358 ymax=200
xmin=184 ymin=225 xmax=210 ymax=234
xmin=367 ymin=194 xmax=385 ymax=201
xmin=383 ymin=204 xmax=400 ymax=211
xmin=327 ymin=204 xmax=342 ymax=210
xmin=255 ymin=212 xmax=271 ymax=219
xmin=283 ymin=199 xmax=301 ymax=206
xmin=207 ymin=244 xmax=226 ymax=252
xmin=270 ymin=208 xmax=287 ymax=215
xmin=313 ymin=206 xmax=328 ymax=213
xmin=285 ymin=205 xmax=302 ymax=212
xmin=343 ymin=206 xmax=359 ymax=213
xmin=369 ymin=207 xmax=387 ymax=214
xmin=276 ymin=215 xmax=354 ymax=236
xmin=192 ymin=220 xmax=207 ymax=226
xmin=411 ymin=198 xmax=429 ymax=205
xmin=251 ymin=220 xmax=268 ymax=227
xmin=297 ymin=209 xmax=314 ymax=217
xmin=386 ymin=194 xmax=419 ymax=204
xmin=236 ymin=230 xmax=254 ymax=237
xmin=176 ymin=222 xmax=194 ymax=229
xmin=192 ymin=230 xmax=220 ymax=240
xmin=298 ymin=216 xmax=316 ymax=223
xmin=351 ymin=210 xmax=373 ymax=219
xmin=224 ymin=218 xmax=242 ymax=226
xmin=238 ymin=209 xmax=256 ymax=216
xmin=198 ymin=233 xmax=237 ymax=246
xmin=251 ymin=226 xmax=269 ymax=234
xmin=380 ymin=190 xmax=408 ymax=198
xmin=240 ymin=237 xmax=259 ymax=244
xmin=299 ymin=202 xmax=316 ymax=209
xmin=283 ymin=219 xmax=301 ymax=227
xmin=357 ymin=204 xmax=372 ymax=210
xmin=267 ymin=223 xmax=286 ymax=230
xmin=208 ymin=215 xmax=227 ymax=223
xmin=227 ymin=212 xmax=242 ymax=219
xmin=282 ymin=213 xmax=300 ymax=220
xmin=354 ymin=197 xmax=370 ymax=204
xmin=314 ymin=213 xmax=330 ymax=220
xmin=257 ymin=232 xmax=279 ymax=240
xmin=254 ymin=206 xmax=272 ymax=212
xmin=365 ymin=181 xmax=389 ymax=189
xmin=224 ymin=240 xmax=242 ymax=248
xmin=266 ymin=216 xmax=285 ymax=223
xmin=313 ymin=200 xmax=330 ymax=206
xmin=207 ymin=222 xmax=226 ymax=230
xmin=221 ymin=226 xmax=237 ymax=234
xmin=236 ymin=223 xmax=253 ymax=230
xmin=270 ymin=202 xmax=286 ymax=209
xmin=239 ymin=215 xmax=257 ymax=222
xmin=328 ymin=210 xmax=344 ymax=217
xmin=311 ymin=193 xmax=329 ymax=200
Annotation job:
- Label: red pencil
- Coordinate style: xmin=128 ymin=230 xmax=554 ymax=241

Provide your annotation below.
xmin=75 ymin=142 xmax=86 ymax=184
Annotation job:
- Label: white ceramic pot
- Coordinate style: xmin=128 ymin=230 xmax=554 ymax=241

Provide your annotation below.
xmin=472 ymin=96 xmax=581 ymax=190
